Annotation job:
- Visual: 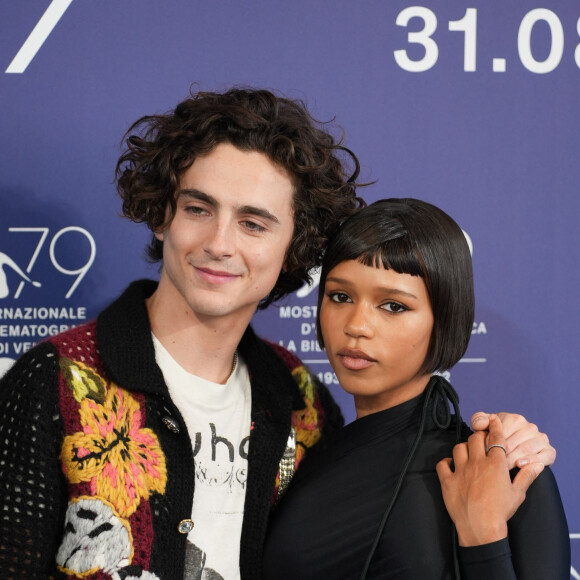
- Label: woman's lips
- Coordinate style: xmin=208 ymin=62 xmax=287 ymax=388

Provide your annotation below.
xmin=337 ymin=348 xmax=377 ymax=370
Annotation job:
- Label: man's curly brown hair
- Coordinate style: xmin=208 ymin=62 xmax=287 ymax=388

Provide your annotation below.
xmin=116 ymin=87 xmax=366 ymax=308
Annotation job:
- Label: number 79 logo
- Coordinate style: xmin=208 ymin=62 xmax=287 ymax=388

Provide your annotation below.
xmin=2 ymin=227 xmax=96 ymax=299
xmin=5 ymin=0 xmax=75 ymax=74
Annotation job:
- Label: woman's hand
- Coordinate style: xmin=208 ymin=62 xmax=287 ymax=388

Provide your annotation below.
xmin=470 ymin=411 xmax=555 ymax=469
xmin=436 ymin=414 xmax=544 ymax=547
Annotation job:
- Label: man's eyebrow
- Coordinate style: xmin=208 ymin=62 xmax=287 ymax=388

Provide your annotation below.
xmin=177 ymin=188 xmax=280 ymax=224
xmin=237 ymin=205 xmax=280 ymax=224
xmin=178 ymin=188 xmax=216 ymax=206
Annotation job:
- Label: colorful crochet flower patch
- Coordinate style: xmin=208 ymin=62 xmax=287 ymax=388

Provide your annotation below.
xmin=60 ymin=365 xmax=167 ymax=519
xmin=291 ymin=365 xmax=323 ymax=453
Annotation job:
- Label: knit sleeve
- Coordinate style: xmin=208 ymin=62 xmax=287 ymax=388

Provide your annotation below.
xmin=0 ymin=343 xmax=67 ymax=579
xmin=264 ymin=341 xmax=344 ymax=438
xmin=313 ymin=370 xmax=344 ymax=438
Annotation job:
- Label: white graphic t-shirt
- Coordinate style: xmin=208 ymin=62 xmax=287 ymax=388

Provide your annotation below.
xmin=153 ymin=335 xmax=251 ymax=580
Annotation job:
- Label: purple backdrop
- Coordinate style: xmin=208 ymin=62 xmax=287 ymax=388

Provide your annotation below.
xmin=1 ymin=1 xmax=578 ymax=574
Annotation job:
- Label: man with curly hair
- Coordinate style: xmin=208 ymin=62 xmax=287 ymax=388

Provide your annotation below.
xmin=0 ymin=87 xmax=555 ymax=580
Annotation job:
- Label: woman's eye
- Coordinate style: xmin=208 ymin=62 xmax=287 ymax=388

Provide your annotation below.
xmin=328 ymin=292 xmax=351 ymax=303
xmin=381 ymin=302 xmax=407 ymax=313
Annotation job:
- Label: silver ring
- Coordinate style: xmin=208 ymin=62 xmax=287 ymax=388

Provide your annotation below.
xmin=486 ymin=443 xmax=507 ymax=455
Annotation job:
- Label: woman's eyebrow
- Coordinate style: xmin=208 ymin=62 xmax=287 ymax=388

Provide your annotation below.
xmin=326 ymin=277 xmax=418 ymax=300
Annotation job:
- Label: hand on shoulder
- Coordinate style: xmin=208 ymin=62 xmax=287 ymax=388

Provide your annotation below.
xmin=436 ymin=415 xmax=544 ymax=547
xmin=470 ymin=410 xmax=556 ymax=469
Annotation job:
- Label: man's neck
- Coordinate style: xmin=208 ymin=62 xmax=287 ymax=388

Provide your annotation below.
xmin=146 ymin=287 xmax=253 ymax=384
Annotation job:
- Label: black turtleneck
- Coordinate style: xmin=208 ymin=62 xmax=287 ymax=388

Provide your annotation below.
xmin=262 ymin=377 xmax=569 ymax=579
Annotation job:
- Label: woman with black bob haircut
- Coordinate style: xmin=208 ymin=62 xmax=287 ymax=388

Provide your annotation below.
xmin=263 ymin=198 xmax=569 ymax=579
xmin=315 ymin=197 xmax=475 ymax=375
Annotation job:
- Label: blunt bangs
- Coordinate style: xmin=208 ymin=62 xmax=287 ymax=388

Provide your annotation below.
xmin=317 ymin=198 xmax=475 ymax=375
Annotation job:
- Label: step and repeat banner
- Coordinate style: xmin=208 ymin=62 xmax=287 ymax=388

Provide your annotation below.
xmin=1 ymin=1 xmax=579 ymax=574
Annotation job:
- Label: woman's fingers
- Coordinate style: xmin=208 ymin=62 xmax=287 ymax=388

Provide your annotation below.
xmin=484 ymin=414 xmax=508 ymax=460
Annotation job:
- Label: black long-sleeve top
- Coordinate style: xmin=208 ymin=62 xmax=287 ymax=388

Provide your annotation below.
xmin=263 ymin=379 xmax=570 ymax=579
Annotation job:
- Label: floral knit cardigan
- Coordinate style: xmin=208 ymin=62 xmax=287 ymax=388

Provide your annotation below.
xmin=0 ymin=280 xmax=344 ymax=580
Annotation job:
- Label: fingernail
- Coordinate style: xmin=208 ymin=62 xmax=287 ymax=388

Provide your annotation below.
xmin=518 ymin=458 xmax=529 ymax=467
xmin=472 ymin=415 xmax=485 ymax=424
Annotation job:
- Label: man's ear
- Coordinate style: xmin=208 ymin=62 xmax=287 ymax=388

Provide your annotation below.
xmin=281 ymin=252 xmax=291 ymax=274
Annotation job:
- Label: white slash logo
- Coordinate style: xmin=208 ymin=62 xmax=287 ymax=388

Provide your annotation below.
xmin=5 ymin=0 xmax=75 ymax=74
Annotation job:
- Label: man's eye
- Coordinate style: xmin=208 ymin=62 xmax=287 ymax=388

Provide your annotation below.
xmin=242 ymin=221 xmax=266 ymax=232
xmin=328 ymin=292 xmax=351 ymax=303
xmin=185 ymin=206 xmax=207 ymax=215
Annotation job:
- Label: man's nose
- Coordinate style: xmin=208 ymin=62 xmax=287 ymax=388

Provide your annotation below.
xmin=203 ymin=220 xmax=235 ymax=259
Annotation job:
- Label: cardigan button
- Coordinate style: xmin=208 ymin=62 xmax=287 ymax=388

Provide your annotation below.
xmin=162 ymin=416 xmax=180 ymax=434
xmin=177 ymin=519 xmax=194 ymax=534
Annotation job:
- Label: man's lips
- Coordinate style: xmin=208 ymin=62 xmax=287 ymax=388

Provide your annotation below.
xmin=336 ymin=348 xmax=377 ymax=370
xmin=194 ymin=266 xmax=240 ymax=284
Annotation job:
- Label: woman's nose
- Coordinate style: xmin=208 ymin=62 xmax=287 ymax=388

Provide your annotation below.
xmin=344 ymin=304 xmax=374 ymax=338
